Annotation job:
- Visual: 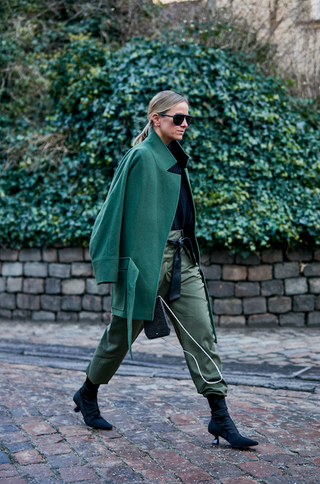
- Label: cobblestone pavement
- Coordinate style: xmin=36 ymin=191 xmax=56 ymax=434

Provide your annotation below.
xmin=0 ymin=321 xmax=320 ymax=484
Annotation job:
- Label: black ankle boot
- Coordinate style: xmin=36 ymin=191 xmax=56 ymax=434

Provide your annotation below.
xmin=207 ymin=395 xmax=258 ymax=448
xmin=73 ymin=379 xmax=112 ymax=430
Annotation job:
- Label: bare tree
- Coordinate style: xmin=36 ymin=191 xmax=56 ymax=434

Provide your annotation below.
xmin=165 ymin=0 xmax=320 ymax=100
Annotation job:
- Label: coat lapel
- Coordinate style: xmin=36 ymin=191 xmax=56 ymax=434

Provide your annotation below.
xmin=144 ymin=129 xmax=189 ymax=172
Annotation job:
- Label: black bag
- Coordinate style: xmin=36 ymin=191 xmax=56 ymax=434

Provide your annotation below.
xmin=144 ymin=295 xmax=171 ymax=339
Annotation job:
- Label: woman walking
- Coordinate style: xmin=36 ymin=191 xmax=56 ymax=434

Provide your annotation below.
xmin=73 ymin=90 xmax=258 ymax=448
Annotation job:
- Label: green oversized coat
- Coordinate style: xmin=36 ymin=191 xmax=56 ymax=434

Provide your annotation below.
xmin=90 ymin=129 xmax=216 ymax=355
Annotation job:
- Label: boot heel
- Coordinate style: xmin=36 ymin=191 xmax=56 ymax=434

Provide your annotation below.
xmin=73 ymin=385 xmax=113 ymax=430
xmin=212 ymin=435 xmax=219 ymax=445
xmin=207 ymin=396 xmax=259 ymax=448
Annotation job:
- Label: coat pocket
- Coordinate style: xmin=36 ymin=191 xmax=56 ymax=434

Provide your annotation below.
xmin=111 ymin=258 xmax=129 ymax=312
xmin=111 ymin=257 xmax=139 ymax=314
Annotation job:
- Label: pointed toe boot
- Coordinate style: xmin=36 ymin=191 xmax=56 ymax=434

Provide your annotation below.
xmin=207 ymin=395 xmax=258 ymax=448
xmin=73 ymin=382 xmax=112 ymax=430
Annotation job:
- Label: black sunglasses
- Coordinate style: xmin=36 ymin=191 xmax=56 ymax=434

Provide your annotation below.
xmin=157 ymin=113 xmax=193 ymax=126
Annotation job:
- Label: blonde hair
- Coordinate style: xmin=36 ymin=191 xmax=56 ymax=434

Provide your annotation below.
xmin=133 ymin=90 xmax=189 ymax=146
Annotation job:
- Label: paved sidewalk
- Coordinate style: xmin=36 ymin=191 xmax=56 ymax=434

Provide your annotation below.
xmin=0 ymin=321 xmax=320 ymax=484
xmin=0 ymin=322 xmax=320 ymax=367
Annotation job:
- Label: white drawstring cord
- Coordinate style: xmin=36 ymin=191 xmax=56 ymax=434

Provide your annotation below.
xmin=160 ymin=296 xmax=223 ymax=385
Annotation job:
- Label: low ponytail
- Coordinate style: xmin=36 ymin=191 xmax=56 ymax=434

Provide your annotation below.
xmin=132 ymin=90 xmax=189 ymax=146
xmin=133 ymin=120 xmax=152 ymax=146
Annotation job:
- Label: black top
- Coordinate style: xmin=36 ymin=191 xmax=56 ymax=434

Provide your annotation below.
xmin=168 ymin=142 xmax=194 ymax=237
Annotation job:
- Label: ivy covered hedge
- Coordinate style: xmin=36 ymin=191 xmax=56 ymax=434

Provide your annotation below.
xmin=1 ymin=35 xmax=320 ymax=252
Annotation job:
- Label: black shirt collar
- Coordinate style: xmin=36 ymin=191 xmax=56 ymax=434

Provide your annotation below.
xmin=167 ymin=141 xmax=188 ymax=169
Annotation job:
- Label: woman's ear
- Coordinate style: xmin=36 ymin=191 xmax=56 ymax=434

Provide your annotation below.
xmin=151 ymin=112 xmax=161 ymax=127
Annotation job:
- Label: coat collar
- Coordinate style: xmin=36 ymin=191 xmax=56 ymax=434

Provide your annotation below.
xmin=143 ymin=129 xmax=189 ymax=172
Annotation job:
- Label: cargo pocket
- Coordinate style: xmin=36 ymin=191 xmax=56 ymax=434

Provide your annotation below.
xmin=199 ymin=266 xmax=217 ymax=343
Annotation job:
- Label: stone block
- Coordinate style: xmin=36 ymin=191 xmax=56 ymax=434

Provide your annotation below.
xmin=0 ymin=277 xmax=5 ymax=292
xmin=268 ymin=296 xmax=291 ymax=313
xmin=6 ymin=277 xmax=22 ymax=293
xmin=42 ymin=248 xmax=58 ymax=262
xmin=13 ymin=309 xmax=31 ymax=319
xmin=2 ymin=262 xmax=23 ymax=277
xmin=213 ymin=298 xmax=242 ymax=315
xmin=274 ymin=262 xmax=299 ymax=279
xmin=0 ymin=293 xmax=15 ymax=309
xmin=212 ymin=314 xmax=219 ymax=325
xmin=309 ymin=278 xmax=320 ymax=294
xmin=261 ymin=280 xmax=284 ymax=296
xmin=208 ymin=281 xmax=234 ymax=298
xmin=314 ymin=249 xmax=320 ymax=261
xmin=287 ymin=249 xmax=312 ymax=261
xmin=201 ymin=265 xmax=221 ymax=280
xmin=102 ymin=312 xmax=111 ymax=324
xmin=307 ymin=312 xmax=320 ymax=326
xmin=315 ymin=295 xmax=320 ymax=310
xmin=200 ymin=251 xmax=211 ymax=266
xmin=49 ymin=264 xmax=70 ymax=279
xmin=222 ymin=265 xmax=247 ymax=281
xmin=248 ymin=265 xmax=272 ymax=281
xmin=23 ymin=278 xmax=44 ymax=294
xmin=61 ymin=279 xmax=85 ymax=295
xmin=24 ymin=262 xmax=48 ymax=278
xmin=59 ymin=248 xmax=83 ymax=263
xmin=103 ymin=296 xmax=111 ymax=312
xmin=293 ymin=295 xmax=315 ymax=312
xmin=86 ymin=279 xmax=110 ymax=295
xmin=247 ymin=313 xmax=278 ymax=326
xmin=219 ymin=315 xmax=246 ymax=326
xmin=40 ymin=295 xmax=61 ymax=311
xmin=279 ymin=312 xmax=305 ymax=327
xmin=243 ymin=297 xmax=266 ymax=315
xmin=261 ymin=250 xmax=283 ymax=263
xmin=19 ymin=249 xmax=41 ymax=261
xmin=71 ymin=262 xmax=92 ymax=277
xmin=235 ymin=253 xmax=260 ymax=265
xmin=82 ymin=294 xmax=102 ymax=312
xmin=61 ymin=296 xmax=82 ymax=311
xmin=84 ymin=248 xmax=91 ymax=261
xmin=45 ymin=278 xmax=61 ymax=294
xmin=17 ymin=294 xmax=40 ymax=310
xmin=57 ymin=311 xmax=78 ymax=321
xmin=211 ymin=250 xmax=234 ymax=264
xmin=32 ymin=311 xmax=55 ymax=321
xmin=79 ymin=311 xmax=102 ymax=322
xmin=0 ymin=248 xmax=19 ymax=261
xmin=0 ymin=309 xmax=11 ymax=319
xmin=285 ymin=278 xmax=308 ymax=295
xmin=303 ymin=263 xmax=320 ymax=277
xmin=235 ymin=282 xmax=260 ymax=297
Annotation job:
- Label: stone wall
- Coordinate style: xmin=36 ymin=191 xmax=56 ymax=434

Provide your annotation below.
xmin=203 ymin=248 xmax=320 ymax=327
xmin=214 ymin=0 xmax=320 ymax=83
xmin=0 ymin=248 xmax=111 ymax=323
xmin=1 ymin=247 xmax=320 ymax=327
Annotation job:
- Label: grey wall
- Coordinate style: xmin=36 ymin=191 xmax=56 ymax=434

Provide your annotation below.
xmin=203 ymin=248 xmax=320 ymax=327
xmin=0 ymin=248 xmax=110 ymax=323
xmin=1 ymin=247 xmax=320 ymax=326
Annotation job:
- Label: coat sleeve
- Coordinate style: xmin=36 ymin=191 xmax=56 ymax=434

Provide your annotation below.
xmin=89 ymin=150 xmax=135 ymax=284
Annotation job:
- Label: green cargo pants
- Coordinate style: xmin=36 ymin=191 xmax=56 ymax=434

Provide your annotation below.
xmin=86 ymin=230 xmax=228 ymax=397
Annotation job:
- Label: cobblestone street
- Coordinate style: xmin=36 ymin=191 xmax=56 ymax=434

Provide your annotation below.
xmin=0 ymin=322 xmax=319 ymax=483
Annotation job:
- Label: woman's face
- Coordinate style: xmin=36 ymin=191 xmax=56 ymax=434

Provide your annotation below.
xmin=152 ymin=101 xmax=189 ymax=146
